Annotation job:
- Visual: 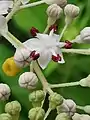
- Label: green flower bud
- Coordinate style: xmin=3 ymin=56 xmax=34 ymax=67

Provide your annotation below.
xmin=29 ymin=90 xmax=45 ymax=107
xmin=28 ymin=107 xmax=45 ymax=120
xmin=0 ymin=113 xmax=12 ymax=120
xmin=5 ymin=101 xmax=21 ymax=115
xmin=49 ymin=92 xmax=63 ymax=110
xmin=55 ymin=113 xmax=70 ymax=120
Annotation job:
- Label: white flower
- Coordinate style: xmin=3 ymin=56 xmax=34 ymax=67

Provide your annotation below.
xmin=0 ymin=83 xmax=11 ymax=101
xmin=73 ymin=27 xmax=90 ymax=43
xmin=57 ymin=99 xmax=76 ymax=116
xmin=19 ymin=72 xmax=38 ymax=90
xmin=24 ymin=30 xmax=65 ymax=69
xmin=0 ymin=0 xmax=13 ymax=15
xmin=0 ymin=15 xmax=8 ymax=34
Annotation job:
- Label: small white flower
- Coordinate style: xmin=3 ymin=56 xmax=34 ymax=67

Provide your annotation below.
xmin=43 ymin=0 xmax=67 ymax=8
xmin=24 ymin=30 xmax=65 ymax=69
xmin=19 ymin=72 xmax=38 ymax=90
xmin=0 ymin=0 xmax=13 ymax=15
xmin=57 ymin=99 xmax=76 ymax=116
xmin=73 ymin=27 xmax=90 ymax=43
xmin=0 ymin=83 xmax=11 ymax=101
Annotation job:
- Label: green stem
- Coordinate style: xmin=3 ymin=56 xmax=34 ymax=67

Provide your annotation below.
xmin=6 ymin=0 xmax=21 ymax=22
xmin=43 ymin=25 xmax=50 ymax=34
xmin=59 ymin=24 xmax=68 ymax=40
xmin=61 ymin=48 xmax=90 ymax=55
xmin=76 ymin=105 xmax=84 ymax=110
xmin=44 ymin=108 xmax=51 ymax=120
xmin=50 ymin=81 xmax=80 ymax=88
xmin=11 ymin=113 xmax=20 ymax=120
xmin=33 ymin=61 xmax=53 ymax=94
xmin=2 ymin=32 xmax=24 ymax=49
xmin=20 ymin=1 xmax=45 ymax=10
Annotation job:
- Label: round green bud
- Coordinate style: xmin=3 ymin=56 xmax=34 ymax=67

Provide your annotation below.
xmin=0 ymin=113 xmax=12 ymax=120
xmin=55 ymin=113 xmax=70 ymax=120
xmin=28 ymin=107 xmax=45 ymax=120
xmin=49 ymin=92 xmax=63 ymax=109
xmin=5 ymin=101 xmax=21 ymax=115
xmin=29 ymin=90 xmax=45 ymax=107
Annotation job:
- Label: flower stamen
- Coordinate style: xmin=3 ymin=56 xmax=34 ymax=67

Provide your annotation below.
xmin=64 ymin=40 xmax=72 ymax=49
xmin=30 ymin=27 xmax=39 ymax=37
xmin=52 ymin=54 xmax=61 ymax=62
xmin=30 ymin=51 xmax=40 ymax=60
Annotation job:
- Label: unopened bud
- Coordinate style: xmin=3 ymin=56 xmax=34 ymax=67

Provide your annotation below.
xmin=0 ymin=113 xmax=12 ymax=120
xmin=43 ymin=0 xmax=67 ymax=8
xmin=64 ymin=4 xmax=80 ymax=25
xmin=49 ymin=92 xmax=63 ymax=109
xmin=29 ymin=90 xmax=45 ymax=107
xmin=47 ymin=4 xmax=63 ymax=26
xmin=0 ymin=83 xmax=11 ymax=101
xmin=84 ymin=105 xmax=90 ymax=114
xmin=5 ymin=101 xmax=21 ymax=115
xmin=79 ymin=75 xmax=90 ymax=87
xmin=28 ymin=107 xmax=45 ymax=120
xmin=19 ymin=72 xmax=38 ymax=90
xmin=72 ymin=113 xmax=90 ymax=120
xmin=55 ymin=113 xmax=70 ymax=120
xmin=14 ymin=48 xmax=31 ymax=68
xmin=57 ymin=99 xmax=76 ymax=116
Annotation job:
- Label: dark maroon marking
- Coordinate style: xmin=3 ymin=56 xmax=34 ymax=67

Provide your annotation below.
xmin=30 ymin=51 xmax=40 ymax=60
xmin=49 ymin=24 xmax=58 ymax=32
xmin=30 ymin=27 xmax=39 ymax=37
xmin=64 ymin=40 xmax=72 ymax=49
xmin=52 ymin=54 xmax=61 ymax=62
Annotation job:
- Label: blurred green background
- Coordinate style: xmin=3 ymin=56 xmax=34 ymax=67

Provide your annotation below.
xmin=0 ymin=0 xmax=90 ymax=119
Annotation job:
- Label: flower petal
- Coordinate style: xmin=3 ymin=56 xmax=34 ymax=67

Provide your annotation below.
xmin=0 ymin=1 xmax=13 ymax=15
xmin=38 ymin=50 xmax=51 ymax=69
xmin=23 ymin=38 xmax=43 ymax=51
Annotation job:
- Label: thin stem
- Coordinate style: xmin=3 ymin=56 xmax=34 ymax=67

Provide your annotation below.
xmin=76 ymin=105 xmax=84 ymax=110
xmin=20 ymin=1 xmax=45 ymax=10
xmin=2 ymin=32 xmax=24 ymax=49
xmin=50 ymin=81 xmax=80 ymax=88
xmin=59 ymin=24 xmax=68 ymax=40
xmin=30 ymin=61 xmax=34 ymax=72
xmin=6 ymin=0 xmax=21 ymax=22
xmin=44 ymin=108 xmax=51 ymax=120
xmin=11 ymin=113 xmax=20 ymax=120
xmin=61 ymin=48 xmax=90 ymax=55
xmin=43 ymin=25 xmax=50 ymax=34
xmin=33 ymin=61 xmax=53 ymax=94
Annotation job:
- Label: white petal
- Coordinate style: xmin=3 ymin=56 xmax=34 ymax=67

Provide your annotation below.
xmin=0 ymin=16 xmax=8 ymax=33
xmin=0 ymin=1 xmax=13 ymax=14
xmin=58 ymin=42 xmax=66 ymax=48
xmin=21 ymin=0 xmax=30 ymax=4
xmin=36 ymin=33 xmax=49 ymax=41
xmin=38 ymin=50 xmax=52 ymax=69
xmin=23 ymin=38 xmax=43 ymax=51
